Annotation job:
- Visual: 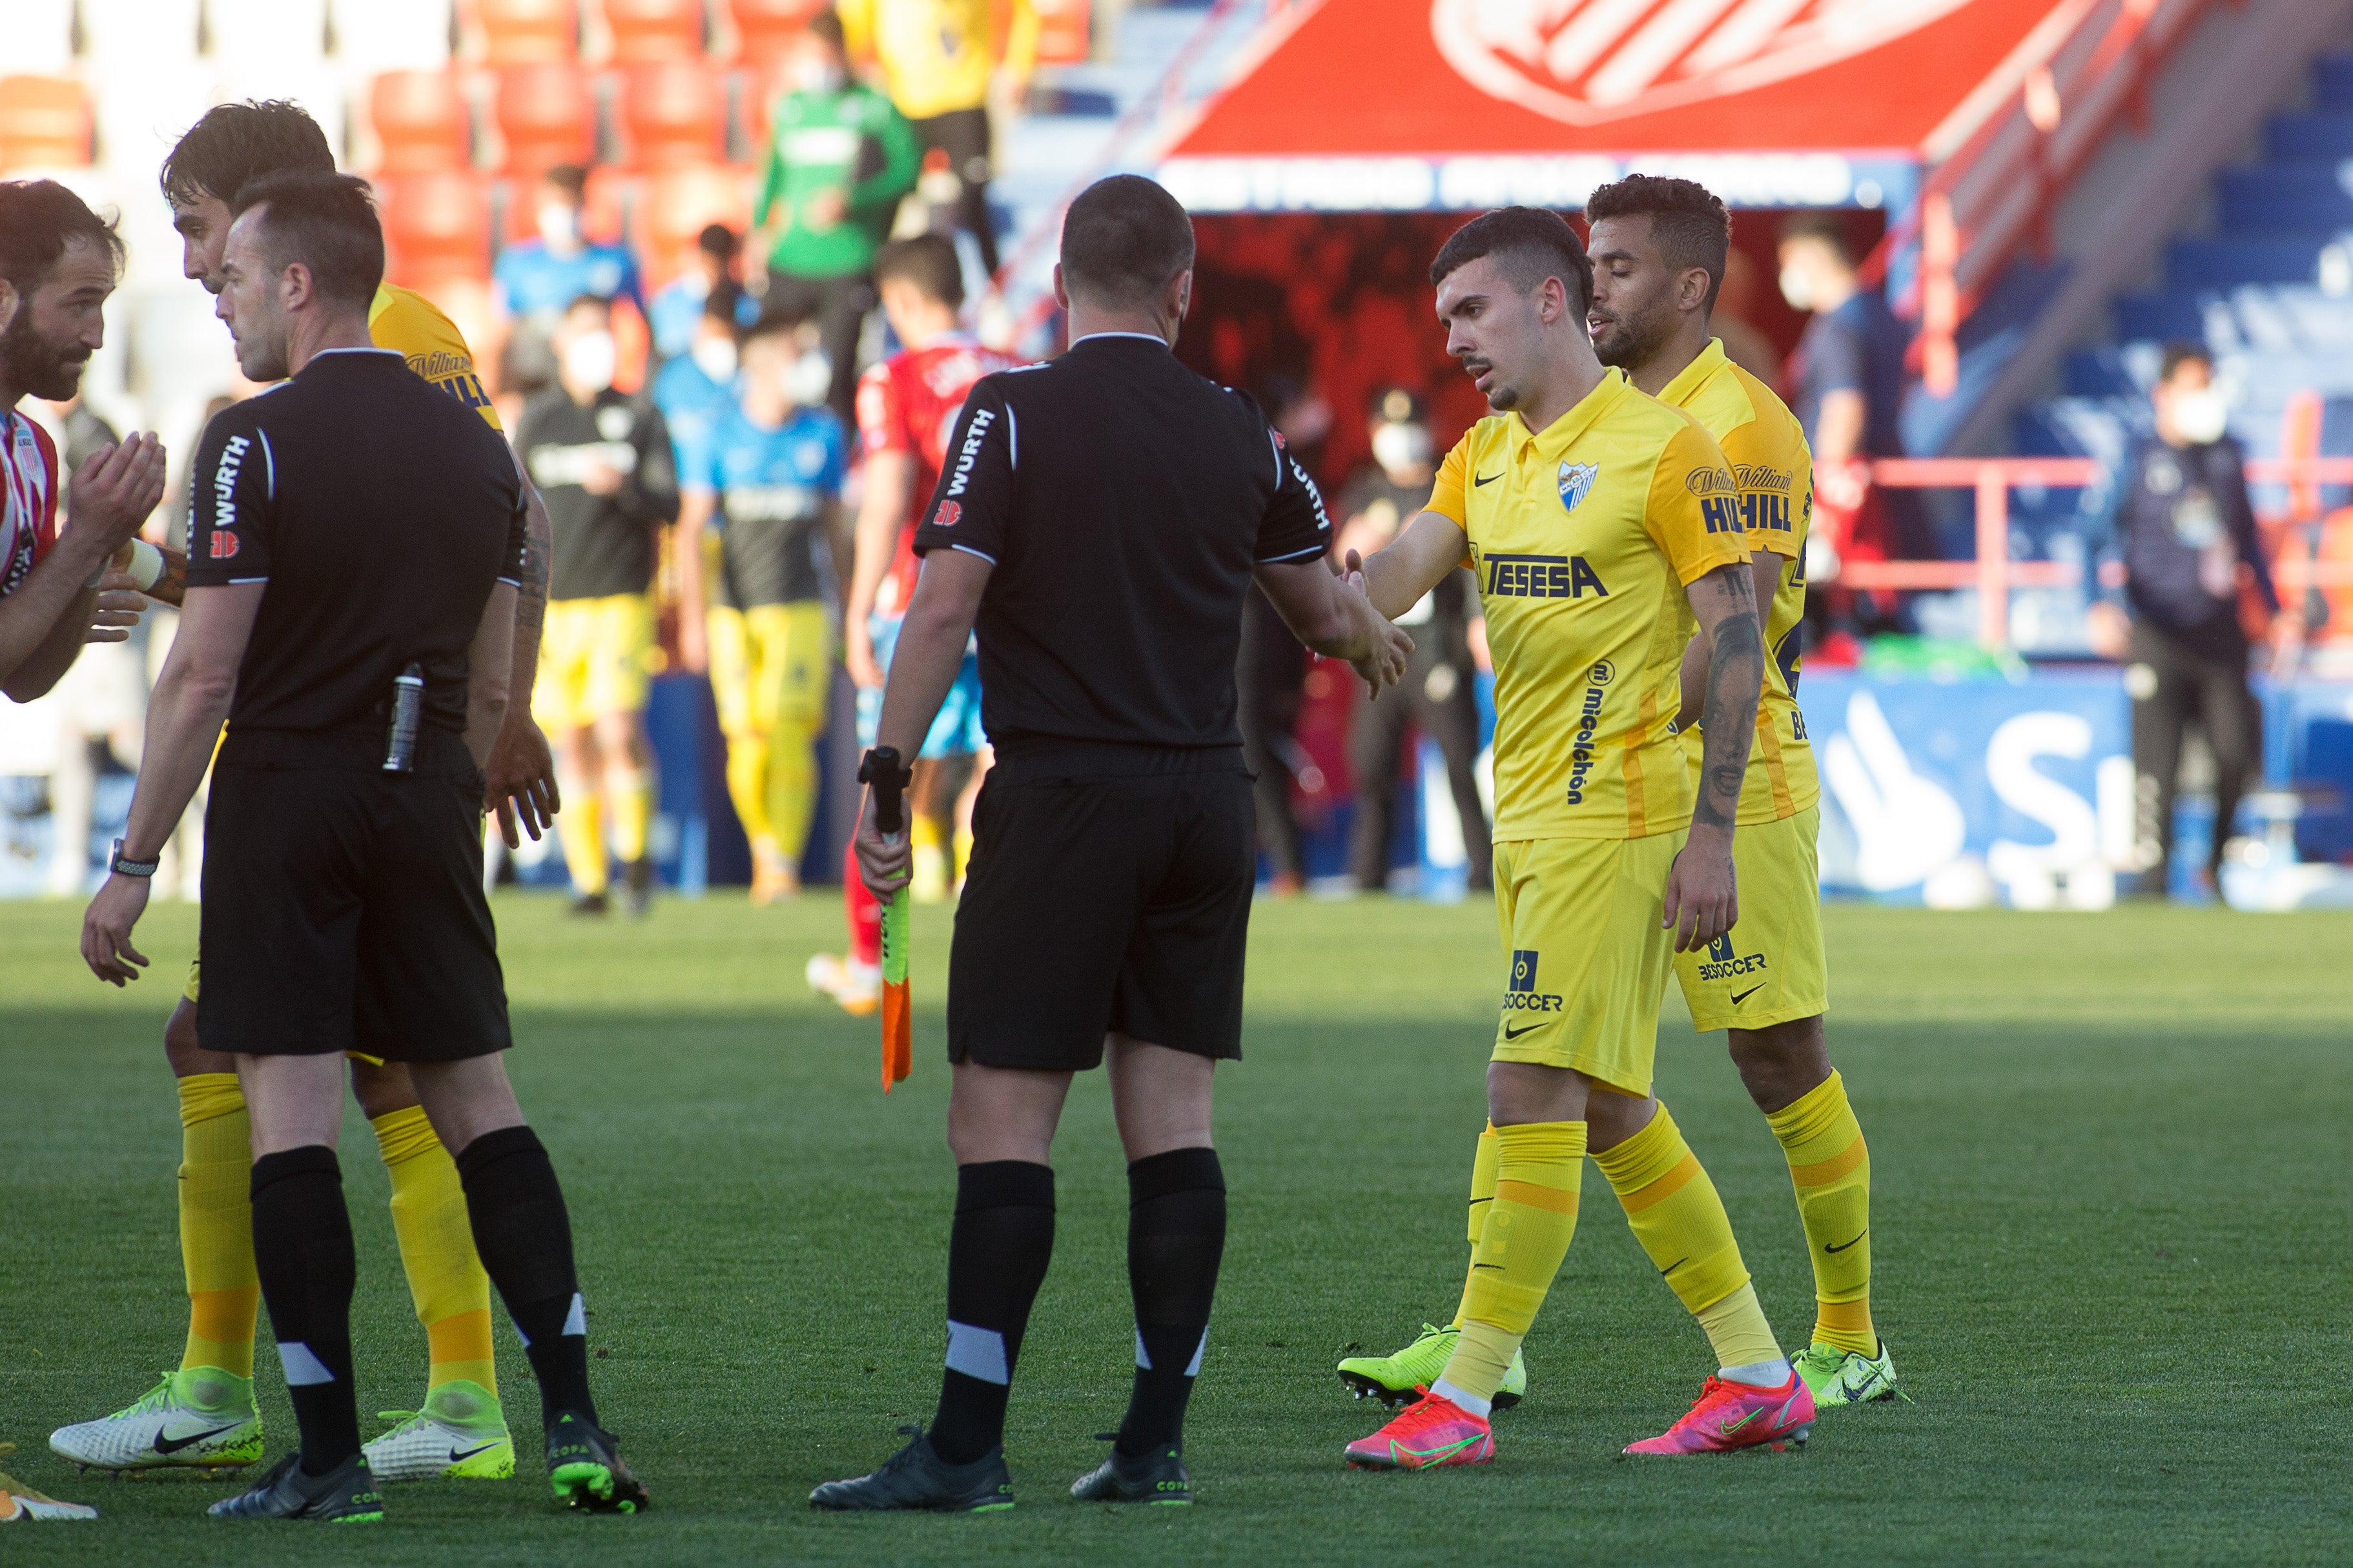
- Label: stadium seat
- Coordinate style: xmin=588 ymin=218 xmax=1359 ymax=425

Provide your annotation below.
xmin=495 ymin=62 xmax=597 ymax=179
xmin=1034 ymin=0 xmax=1090 ymax=65
xmin=378 ymin=169 xmax=493 ymax=289
xmin=370 ymin=70 xmax=474 ymax=174
xmin=475 ymin=0 xmax=581 ymax=65
xmin=621 ymin=60 xmax=728 ymax=169
xmin=730 ymin=0 xmax=825 ymax=70
xmin=639 ymin=163 xmax=755 ymax=287
xmin=0 ymin=76 xmax=92 ymax=172
xmin=604 ymin=0 xmax=704 ymax=63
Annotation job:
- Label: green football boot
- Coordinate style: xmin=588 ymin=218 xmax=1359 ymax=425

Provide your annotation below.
xmin=1337 ymin=1323 xmax=1526 ymax=1410
xmin=364 ymin=1380 xmax=513 ymax=1481
xmin=1793 ymin=1339 xmax=1907 ymax=1408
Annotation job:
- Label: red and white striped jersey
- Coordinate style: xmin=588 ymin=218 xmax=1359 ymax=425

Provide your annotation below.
xmin=1 ymin=407 xmax=62 ymax=600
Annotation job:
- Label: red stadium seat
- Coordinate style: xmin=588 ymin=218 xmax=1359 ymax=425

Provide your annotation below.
xmin=474 ymin=0 xmax=579 ymax=65
xmin=377 ymin=170 xmax=493 ymax=289
xmin=0 ymin=76 xmax=93 ymax=172
xmin=604 ymin=0 xmax=703 ymax=63
xmin=620 ymin=60 xmax=726 ymax=170
xmin=730 ymin=0 xmax=825 ymax=70
xmin=369 ymin=71 xmax=472 ymax=174
xmin=495 ymin=62 xmax=596 ymax=180
xmin=639 ymin=163 xmax=754 ymax=287
xmin=1033 ymin=0 xmax=1089 ymax=65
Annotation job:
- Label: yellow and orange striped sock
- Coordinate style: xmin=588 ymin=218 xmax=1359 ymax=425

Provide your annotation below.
xmin=1765 ymin=1071 xmax=1876 ymax=1357
xmin=176 ymin=1074 xmax=258 ymax=1378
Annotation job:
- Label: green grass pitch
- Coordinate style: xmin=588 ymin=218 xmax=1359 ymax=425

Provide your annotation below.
xmin=2 ymin=892 xmax=2347 ymax=1564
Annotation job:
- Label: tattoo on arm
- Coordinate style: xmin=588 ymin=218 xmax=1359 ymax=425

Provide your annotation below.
xmin=1692 ymin=565 xmax=1762 ymax=831
xmin=515 ymin=502 xmax=551 ymax=646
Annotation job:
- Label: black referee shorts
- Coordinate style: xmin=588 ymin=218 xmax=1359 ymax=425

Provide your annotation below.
xmin=198 ymin=726 xmax=511 ymax=1063
xmin=948 ymin=746 xmax=1256 ymax=1072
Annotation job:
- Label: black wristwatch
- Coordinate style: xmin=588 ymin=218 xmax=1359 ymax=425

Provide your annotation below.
xmin=109 ymin=838 xmax=159 ymax=878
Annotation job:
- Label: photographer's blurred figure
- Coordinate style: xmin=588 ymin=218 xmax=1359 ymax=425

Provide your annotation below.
xmin=2088 ymin=343 xmax=2296 ymax=901
xmin=520 ymin=296 xmax=680 ymax=915
xmin=1334 ymin=387 xmax=1490 ymax=895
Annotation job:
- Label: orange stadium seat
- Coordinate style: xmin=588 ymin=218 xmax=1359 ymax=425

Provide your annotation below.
xmin=1033 ymin=0 xmax=1089 ymax=65
xmin=378 ymin=170 xmax=493 ymax=288
xmin=495 ymin=62 xmax=597 ymax=180
xmin=730 ymin=0 xmax=825 ymax=70
xmin=639 ymin=163 xmax=755 ymax=287
xmin=621 ymin=59 xmax=726 ymax=169
xmin=474 ymin=0 xmax=579 ymax=65
xmin=0 ymin=76 xmax=93 ymax=172
xmin=369 ymin=70 xmax=472 ymax=174
xmin=604 ymin=0 xmax=703 ymax=63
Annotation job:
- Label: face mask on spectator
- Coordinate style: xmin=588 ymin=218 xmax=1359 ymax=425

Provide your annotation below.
xmin=1372 ymin=422 xmax=1432 ymax=473
xmin=692 ymin=338 xmax=738 ymax=383
xmin=788 ymin=349 xmax=833 ymax=407
xmin=2169 ymin=385 xmax=2228 ymax=445
xmin=539 ymin=201 xmax=581 ymax=249
xmin=789 ymin=58 xmax=846 ymax=94
xmin=562 ymin=329 xmax=617 ymax=391
xmin=1778 ymin=264 xmax=1814 ymax=313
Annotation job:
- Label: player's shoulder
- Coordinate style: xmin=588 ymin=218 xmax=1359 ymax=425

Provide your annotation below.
xmin=1720 ymin=359 xmax=1805 ymax=449
xmin=370 ymin=285 xmax=474 ymax=366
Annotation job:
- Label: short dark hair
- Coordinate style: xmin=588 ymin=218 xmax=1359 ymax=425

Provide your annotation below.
xmin=697 ymin=223 xmax=737 ymax=258
xmin=874 ymin=233 xmax=964 ymax=309
xmin=1778 ymin=212 xmax=1852 ymax=265
xmin=229 ymin=170 xmax=384 ymax=307
xmin=743 ymin=304 xmax=807 ymax=344
xmin=0 ymin=179 xmax=125 ymax=295
xmin=161 ymin=100 xmax=334 ymax=207
xmin=2159 ymin=340 xmax=2211 ymax=383
xmin=563 ymin=292 xmax=611 ymax=320
xmin=807 ymin=8 xmax=847 ymax=52
xmin=1585 ymin=174 xmax=1730 ymax=314
xmin=1429 ymin=207 xmax=1593 ymax=316
xmin=1060 ymin=174 xmax=1194 ymax=307
xmin=542 ymin=164 xmax=588 ymax=202
xmin=702 ymin=280 xmax=745 ymax=323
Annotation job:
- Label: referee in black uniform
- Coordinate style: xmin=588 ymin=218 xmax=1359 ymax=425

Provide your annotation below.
xmin=80 ymin=172 xmax=645 ymax=1522
xmin=812 ymin=174 xmax=1411 ymax=1512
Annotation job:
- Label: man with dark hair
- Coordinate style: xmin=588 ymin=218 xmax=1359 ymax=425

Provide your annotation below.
xmin=648 ymin=223 xmax=753 ymax=364
xmin=51 ymin=99 xmax=560 ymax=1491
xmin=489 ymin=164 xmax=646 ymax=398
xmin=79 ymin=173 xmax=645 ymax=1523
xmin=0 ymin=179 xmax=165 ymax=709
xmin=2088 ymin=342 xmax=2292 ymax=899
xmin=522 ymin=294 xmax=679 ymax=916
xmin=808 ymin=232 xmax=1012 ymax=1001
xmin=1337 ymin=205 xmax=1807 ymax=1468
xmin=810 ymin=173 xmax=1408 ymax=1512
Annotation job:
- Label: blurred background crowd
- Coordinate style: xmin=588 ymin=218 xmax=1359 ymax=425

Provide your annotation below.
xmin=6 ymin=0 xmax=2353 ymax=914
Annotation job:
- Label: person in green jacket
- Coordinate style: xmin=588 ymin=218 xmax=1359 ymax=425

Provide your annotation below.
xmin=750 ymin=8 xmax=920 ymax=427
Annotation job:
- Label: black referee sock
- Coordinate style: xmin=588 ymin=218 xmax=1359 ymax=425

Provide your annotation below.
xmin=1116 ymin=1146 xmax=1226 ymax=1457
xmin=249 ymin=1146 xmax=362 ymax=1476
xmin=929 ymin=1161 xmax=1056 ymax=1466
xmin=453 ymin=1125 xmax=597 ymax=1431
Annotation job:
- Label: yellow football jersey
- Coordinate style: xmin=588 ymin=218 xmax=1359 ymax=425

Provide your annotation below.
xmin=1427 ymin=368 xmax=1751 ymax=842
xmin=1657 ymin=338 xmax=1820 ymax=824
xmin=369 ymin=285 xmax=501 ymax=432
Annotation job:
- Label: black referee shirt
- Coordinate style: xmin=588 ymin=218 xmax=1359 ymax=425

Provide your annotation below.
xmin=187 ymin=348 xmax=529 ymax=736
xmin=518 ymin=386 xmax=679 ymax=601
xmin=910 ymin=332 xmax=1331 ymax=756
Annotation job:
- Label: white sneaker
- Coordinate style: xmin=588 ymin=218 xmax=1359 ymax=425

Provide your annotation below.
xmin=364 ymin=1380 xmax=514 ymax=1481
xmin=48 ymin=1369 xmax=262 ymax=1472
xmin=0 ymin=1445 xmax=96 ymax=1521
xmin=805 ymin=952 xmax=882 ymax=1017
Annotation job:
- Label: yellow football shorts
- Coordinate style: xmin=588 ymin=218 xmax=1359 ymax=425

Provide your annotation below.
xmin=1672 ymin=804 xmax=1829 ymax=1033
xmin=706 ymin=600 xmax=830 ymax=743
xmin=1488 ymin=830 xmax=1685 ymax=1098
xmin=533 ymin=593 xmax=658 ymax=731
xmin=181 ymin=955 xmax=385 ymax=1065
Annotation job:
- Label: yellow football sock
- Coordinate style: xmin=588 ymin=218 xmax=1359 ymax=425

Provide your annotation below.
xmin=177 ymin=1074 xmax=258 ymax=1378
xmin=1594 ymin=1101 xmax=1779 ymax=1369
xmin=559 ymin=788 xmax=608 ymax=895
xmin=610 ymin=767 xmax=653 ymax=865
xmin=1448 ymin=1123 xmax=1500 ymax=1330
xmin=766 ymin=716 xmax=819 ymax=865
xmin=372 ymin=1107 xmax=497 ymax=1398
xmin=724 ymin=731 xmax=772 ymax=850
xmin=1765 ymin=1070 xmax=1876 ymax=1356
xmin=1438 ymin=1121 xmax=1584 ymax=1404
xmin=952 ymin=827 xmax=974 ymax=885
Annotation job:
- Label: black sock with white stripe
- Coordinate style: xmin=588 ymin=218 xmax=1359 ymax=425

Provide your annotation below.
xmin=929 ymin=1161 xmax=1055 ymax=1466
xmin=454 ymin=1125 xmax=597 ymax=1431
xmin=250 ymin=1146 xmax=362 ymax=1475
xmin=1116 ymin=1146 xmax=1226 ymax=1457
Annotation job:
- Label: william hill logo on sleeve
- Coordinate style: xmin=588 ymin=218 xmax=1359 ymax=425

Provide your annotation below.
xmin=1685 ymin=465 xmax=1744 ymax=536
xmin=1501 ymin=949 xmax=1563 ymax=1013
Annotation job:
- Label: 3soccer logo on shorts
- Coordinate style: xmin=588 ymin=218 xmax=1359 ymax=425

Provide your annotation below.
xmin=1697 ymin=931 xmax=1769 ymax=982
xmin=1501 ymin=949 xmax=1563 ymax=1013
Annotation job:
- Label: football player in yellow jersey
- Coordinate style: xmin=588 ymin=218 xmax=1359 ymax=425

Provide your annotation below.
xmin=1584 ymin=174 xmax=1898 ymax=1409
xmin=50 ymin=102 xmax=559 ymax=1485
xmin=1335 ymin=208 xmax=1812 ymax=1469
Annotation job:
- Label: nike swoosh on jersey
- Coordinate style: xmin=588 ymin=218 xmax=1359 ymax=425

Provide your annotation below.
xmin=1474 ymin=472 xmax=1501 ymax=486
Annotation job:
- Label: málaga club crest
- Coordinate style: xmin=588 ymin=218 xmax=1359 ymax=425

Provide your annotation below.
xmin=1559 ymin=461 xmax=1598 ymax=512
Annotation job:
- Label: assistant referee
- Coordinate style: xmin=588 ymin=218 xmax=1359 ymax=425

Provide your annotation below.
xmin=811 ymin=174 xmax=1411 ymax=1513
xmin=79 ymin=172 xmax=644 ymax=1522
